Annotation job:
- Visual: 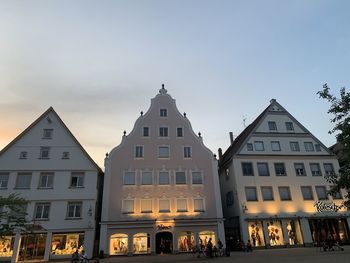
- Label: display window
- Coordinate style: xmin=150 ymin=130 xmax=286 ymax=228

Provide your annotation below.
xmin=110 ymin=234 xmax=128 ymax=255
xmin=178 ymin=231 xmax=195 ymax=252
xmin=198 ymin=231 xmax=215 ymax=250
xmin=133 ymin=233 xmax=150 ymax=254
xmin=266 ymin=220 xmax=284 ymax=246
xmin=285 ymin=220 xmax=303 ymax=245
xmin=309 ymin=218 xmax=350 ymax=245
xmin=248 ymin=221 xmax=265 ymax=246
xmin=51 ymin=233 xmax=84 ymax=255
xmin=0 ymin=236 xmax=14 ymax=257
xmin=19 ymin=234 xmax=47 ymax=261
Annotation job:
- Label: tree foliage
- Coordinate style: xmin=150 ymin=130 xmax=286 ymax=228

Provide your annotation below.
xmin=317 ymin=83 xmax=350 ymax=207
xmin=0 ymin=193 xmax=31 ymax=237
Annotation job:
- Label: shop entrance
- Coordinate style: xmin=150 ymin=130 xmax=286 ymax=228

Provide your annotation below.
xmin=155 ymin=232 xmax=172 ymax=254
xmin=18 ymin=234 xmax=47 ymax=261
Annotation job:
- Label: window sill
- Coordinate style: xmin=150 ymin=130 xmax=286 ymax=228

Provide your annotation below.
xmin=141 ymin=211 xmax=152 ymax=213
xmin=122 ymin=212 xmax=134 ymax=214
xmin=37 ymin=187 xmax=54 ymax=190
xmin=69 ymin=186 xmax=85 ymax=189
xmin=65 ymin=217 xmax=82 ymax=220
xmin=33 ymin=218 xmax=49 ymax=221
xmin=38 ymin=158 xmax=50 ymax=160
xmin=159 ymin=210 xmax=170 ymax=213
xmin=13 ymin=187 xmax=30 ymax=190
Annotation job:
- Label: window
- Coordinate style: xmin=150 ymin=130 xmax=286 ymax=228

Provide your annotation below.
xmin=310 ymin=163 xmax=321 ymax=176
xmin=160 ymin=109 xmax=167 ymax=117
xmin=304 ymin=142 xmax=314 ymax=152
xmin=159 ymin=171 xmax=170 ymax=185
xmin=254 ymin=141 xmax=264 ymax=151
xmin=158 ymin=146 xmax=170 ymax=158
xmin=268 ymin=121 xmax=277 ymax=131
xmin=285 ymin=122 xmax=294 ymax=131
xmin=301 ymin=186 xmax=314 ymax=200
xmin=159 ymin=199 xmax=170 ymax=213
xmin=184 ymin=147 xmax=192 ymax=158
xmin=176 ymin=172 xmax=186 ymax=184
xmin=67 ymin=202 xmax=82 ymax=218
xmin=294 ymin=163 xmax=306 ymax=176
xmin=290 ymin=142 xmax=300 ymax=151
xmin=70 ymin=172 xmax=84 ymax=187
xmin=177 ymin=127 xmax=183 ymax=137
xmin=242 ymin=162 xmax=254 ymax=176
xmin=62 ymin=152 xmax=70 ymax=159
xmin=257 ymin=163 xmax=269 ymax=176
xmin=143 ymin=127 xmax=149 ymax=137
xmin=141 ymin=171 xmax=153 ymax=185
xmin=34 ymin=203 xmax=50 ymax=219
xmin=141 ymin=199 xmax=152 ymax=213
xmin=19 ymin=151 xmax=28 ymax=159
xmin=315 ymin=186 xmax=328 ymax=200
xmin=43 ymin=129 xmax=53 ymax=139
xmin=39 ymin=172 xmax=54 ymax=188
xmin=274 ymin=163 xmax=286 ymax=176
xmin=271 ymin=141 xmax=281 ymax=151
xmin=0 ymin=173 xmax=9 ymax=189
xmin=247 ymin=143 xmax=253 ymax=151
xmin=245 ymin=187 xmax=258 ymax=201
xmin=261 ymin=186 xmax=274 ymax=201
xmin=315 ymin=144 xmax=321 ymax=152
xmin=192 ymin=172 xmax=203 ymax=184
xmin=122 ymin=200 xmax=134 ymax=214
xmin=135 ymin=146 xmax=144 ymax=158
xmin=15 ymin=173 xmax=32 ymax=189
xmin=39 ymin=147 xmax=50 ymax=159
xmin=278 ymin=187 xmax=292 ymax=201
xmin=332 ymin=189 xmax=343 ymax=199
xmin=324 ymin=163 xmax=335 ymax=176
xmin=193 ymin=199 xmax=205 ymax=212
xmin=159 ymin=127 xmax=168 ymax=137
xmin=177 ymin=199 xmax=187 ymax=212
xmin=226 ymin=191 xmax=234 ymax=206
xmin=123 ymin=171 xmax=135 ymax=185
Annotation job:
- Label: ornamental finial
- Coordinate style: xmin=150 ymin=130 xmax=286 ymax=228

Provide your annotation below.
xmin=159 ymin=83 xmax=167 ymax=94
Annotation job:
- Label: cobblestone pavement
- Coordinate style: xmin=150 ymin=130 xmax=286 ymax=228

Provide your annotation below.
xmin=95 ymin=246 xmax=349 ymax=263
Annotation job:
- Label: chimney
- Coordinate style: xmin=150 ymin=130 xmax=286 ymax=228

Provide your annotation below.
xmin=218 ymin=148 xmax=223 ymax=160
xmin=229 ymin=132 xmax=234 ymax=145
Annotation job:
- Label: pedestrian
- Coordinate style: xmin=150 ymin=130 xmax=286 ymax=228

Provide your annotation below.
xmin=80 ymin=250 xmax=88 ymax=263
xmin=71 ymin=249 xmax=80 ymax=263
xmin=218 ymin=239 xmax=223 ymax=256
xmin=207 ymin=238 xmax=213 ymax=257
xmin=246 ymin=240 xmax=253 ymax=252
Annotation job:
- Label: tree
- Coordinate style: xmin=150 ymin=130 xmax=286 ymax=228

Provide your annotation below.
xmin=0 ymin=193 xmax=31 ymax=237
xmin=317 ymin=83 xmax=350 ymax=207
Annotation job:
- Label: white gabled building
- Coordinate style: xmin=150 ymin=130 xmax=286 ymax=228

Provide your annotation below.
xmin=100 ymin=86 xmax=225 ymax=256
xmin=0 ymin=107 xmax=103 ymax=262
xmin=219 ymin=99 xmax=350 ymax=249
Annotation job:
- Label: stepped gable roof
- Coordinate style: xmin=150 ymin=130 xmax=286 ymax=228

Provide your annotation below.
xmin=0 ymin=107 xmax=102 ymax=173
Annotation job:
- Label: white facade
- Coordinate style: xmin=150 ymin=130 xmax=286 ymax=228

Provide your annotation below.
xmin=0 ymin=108 xmax=102 ymax=262
xmin=100 ymin=86 xmax=225 ymax=256
xmin=219 ymin=99 xmax=350 ymax=248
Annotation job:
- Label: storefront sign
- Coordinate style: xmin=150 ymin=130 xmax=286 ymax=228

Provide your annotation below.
xmin=314 ymin=201 xmax=344 ymax=212
xmin=157 ymin=224 xmax=172 ymax=230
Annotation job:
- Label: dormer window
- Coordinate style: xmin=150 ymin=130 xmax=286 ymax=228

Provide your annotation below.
xmin=268 ymin=121 xmax=277 ymax=131
xmin=160 ymin=109 xmax=167 ymax=117
xmin=43 ymin=129 xmax=53 ymax=139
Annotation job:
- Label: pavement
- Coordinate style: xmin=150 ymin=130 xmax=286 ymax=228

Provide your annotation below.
xmin=94 ymin=246 xmax=349 ymax=263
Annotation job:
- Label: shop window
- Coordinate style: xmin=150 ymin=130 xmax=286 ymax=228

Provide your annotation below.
xmin=51 ymin=233 xmax=84 ymax=255
xmin=178 ymin=231 xmax=195 ymax=252
xmin=285 ymin=220 xmax=303 ymax=245
xmin=159 ymin=171 xmax=170 ymax=185
xmin=199 ymin=231 xmax=216 ymax=251
xmin=110 ymin=234 xmax=128 ymax=255
xmin=266 ymin=220 xmax=284 ymax=246
xmin=133 ymin=233 xmax=150 ymax=254
xmin=248 ymin=221 xmax=265 ymax=246
xmin=19 ymin=234 xmax=47 ymax=261
xmin=0 ymin=236 xmax=15 ymax=258
xmin=309 ymin=218 xmax=350 ymax=245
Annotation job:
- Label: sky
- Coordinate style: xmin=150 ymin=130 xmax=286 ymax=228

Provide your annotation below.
xmin=0 ymin=0 xmax=349 ymax=168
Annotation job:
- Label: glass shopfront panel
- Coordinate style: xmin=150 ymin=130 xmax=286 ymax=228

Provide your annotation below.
xmin=248 ymin=221 xmax=265 ymax=246
xmin=285 ymin=220 xmax=303 ymax=245
xmin=19 ymin=234 xmax=47 ymax=261
xmin=309 ymin=218 xmax=350 ymax=245
xmin=110 ymin=234 xmax=128 ymax=255
xmin=178 ymin=231 xmax=195 ymax=252
xmin=266 ymin=220 xmax=284 ymax=246
xmin=0 ymin=236 xmax=15 ymax=258
xmin=51 ymin=233 xmax=84 ymax=255
xmin=133 ymin=233 xmax=150 ymax=254
xmin=199 ymin=231 xmax=216 ymax=250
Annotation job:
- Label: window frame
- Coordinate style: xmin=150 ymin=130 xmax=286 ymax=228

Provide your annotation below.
xmin=122 ymin=199 xmax=134 ymax=214
xmin=66 ymin=202 xmax=82 ymax=219
xmin=183 ymin=146 xmax=192 ymax=158
xmin=34 ymin=202 xmax=50 ymax=220
xmin=261 ymin=186 xmax=274 ymax=201
xmin=158 ymin=146 xmax=170 ymax=158
xmin=254 ymin=141 xmax=265 ymax=151
xmin=123 ymin=171 xmax=135 ymax=185
xmin=310 ymin=163 xmax=322 ymax=176
xmin=159 ymin=199 xmax=170 ymax=213
xmin=159 ymin=127 xmax=169 ymax=137
xmin=290 ymin=142 xmax=300 ymax=152
xmin=257 ymin=162 xmax=270 ymax=176
xmin=0 ymin=173 xmax=9 ymax=189
xmin=42 ymin=129 xmax=53 ymax=139
xmin=193 ymin=198 xmax=205 ymax=212
xmin=159 ymin=171 xmax=170 ymax=185
xmin=160 ymin=108 xmax=168 ymax=117
xmin=304 ymin=142 xmax=315 ymax=152
xmin=278 ymin=186 xmax=292 ymax=201
xmin=242 ymin=162 xmax=254 ymax=176
xmin=323 ymin=163 xmax=335 ymax=176
xmin=177 ymin=127 xmax=183 ymax=137
xmin=70 ymin=172 xmax=84 ymax=188
xmin=274 ymin=163 xmax=286 ymax=176
xmin=19 ymin=151 xmax=28 ymax=159
xmin=143 ymin=127 xmax=150 ymax=137
xmin=192 ymin=171 xmax=203 ymax=184
xmin=176 ymin=198 xmax=188 ymax=212
xmin=39 ymin=147 xmax=50 ymax=159
xmin=285 ymin=122 xmax=294 ymax=131
xmin=245 ymin=187 xmax=258 ymax=201
xmin=246 ymin=143 xmax=253 ymax=151
xmin=38 ymin=172 xmax=54 ymax=189
xmin=135 ymin=145 xmax=144 ymax=158
xmin=141 ymin=171 xmax=153 ymax=185
xmin=294 ymin=163 xmax=306 ymax=176
xmin=140 ymin=199 xmax=153 ymax=213
xmin=268 ymin=121 xmax=277 ymax=131
xmin=271 ymin=141 xmax=281 ymax=151
xmin=15 ymin=172 xmax=32 ymax=189
xmin=175 ymin=171 xmax=186 ymax=185
xmin=315 ymin=186 xmax=328 ymax=200
xmin=301 ymin=186 xmax=314 ymax=200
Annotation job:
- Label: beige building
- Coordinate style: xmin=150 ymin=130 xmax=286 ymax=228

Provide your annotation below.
xmin=100 ymin=86 xmax=225 ymax=256
xmin=219 ymin=99 xmax=350 ymax=249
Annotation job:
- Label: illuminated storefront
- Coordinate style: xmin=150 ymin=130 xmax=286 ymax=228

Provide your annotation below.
xmin=50 ymin=233 xmax=84 ymax=256
xmin=18 ymin=234 xmax=46 ymax=261
xmin=199 ymin=231 xmax=216 ymax=249
xmin=133 ymin=233 xmax=150 ymax=254
xmin=110 ymin=234 xmax=128 ymax=255
xmin=266 ymin=220 xmax=283 ymax=246
xmin=248 ymin=221 xmax=265 ymax=247
xmin=0 ymin=236 xmax=14 ymax=258
xmin=285 ymin=220 xmax=303 ymax=245
xmin=309 ymin=218 xmax=350 ymax=245
xmin=177 ymin=232 xmax=195 ymax=252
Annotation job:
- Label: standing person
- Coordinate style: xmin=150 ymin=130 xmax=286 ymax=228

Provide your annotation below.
xmin=207 ymin=238 xmax=213 ymax=257
xmin=71 ymin=249 xmax=80 ymax=263
xmin=217 ymin=239 xmax=223 ymax=256
xmin=80 ymin=250 xmax=88 ymax=263
xmin=246 ymin=240 xmax=253 ymax=252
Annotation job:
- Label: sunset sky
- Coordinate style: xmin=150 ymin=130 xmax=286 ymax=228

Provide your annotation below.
xmin=1 ymin=0 xmax=349 ymax=168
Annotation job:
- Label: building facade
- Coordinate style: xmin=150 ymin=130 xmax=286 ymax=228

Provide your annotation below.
xmin=0 ymin=108 xmax=103 ymax=262
xmin=100 ymin=86 xmax=225 ymax=256
xmin=219 ymin=99 xmax=350 ymax=249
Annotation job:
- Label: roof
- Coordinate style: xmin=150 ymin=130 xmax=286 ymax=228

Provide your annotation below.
xmin=0 ymin=107 xmax=103 ymax=173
